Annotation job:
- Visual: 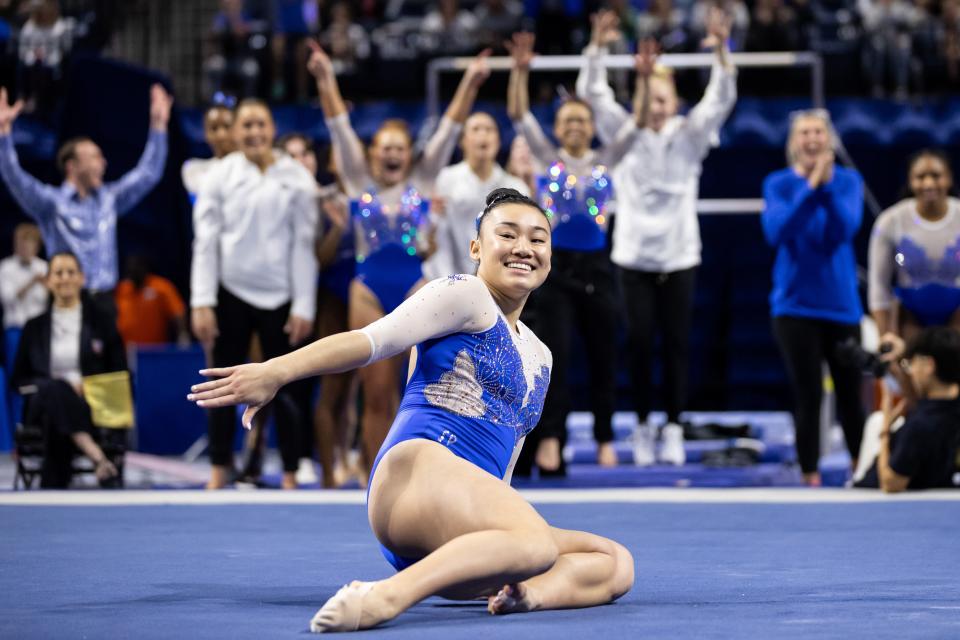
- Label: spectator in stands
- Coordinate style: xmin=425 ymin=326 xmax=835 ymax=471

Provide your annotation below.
xmin=529 ymin=0 xmax=587 ymax=55
xmin=853 ymin=328 xmax=960 ymax=491
xmin=577 ymin=9 xmax=737 ymax=466
xmin=0 ymin=224 xmax=47 ymax=348
xmin=941 ymin=0 xmax=960 ymax=88
xmin=114 ymin=255 xmax=189 ymax=347
xmin=17 ymin=0 xmax=74 ymax=116
xmin=204 ymin=0 xmax=262 ymax=100
xmin=271 ymin=0 xmax=319 ymax=102
xmin=474 ymin=0 xmax=524 ymax=51
xmin=857 ymin=0 xmax=921 ymax=100
xmin=0 ymin=85 xmax=171 ymax=321
xmin=691 ymin=0 xmax=749 ymax=51
xmin=11 ymin=251 xmax=124 ymax=488
xmin=182 ymin=103 xmax=236 ymax=202
xmin=637 ymin=0 xmax=689 ymax=53
xmin=319 ymin=1 xmax=370 ymax=77
xmin=307 ymin=41 xmax=489 ymax=470
xmin=745 ymin=0 xmax=803 ymax=52
xmin=869 ymin=150 xmax=960 ymax=340
xmin=426 ymin=111 xmax=529 ymax=279
xmin=190 ymin=98 xmax=318 ymax=490
xmin=506 ymin=30 xmax=640 ymax=472
xmin=761 ymin=109 xmax=865 ymax=487
xmin=420 ymin=0 xmax=479 ymax=54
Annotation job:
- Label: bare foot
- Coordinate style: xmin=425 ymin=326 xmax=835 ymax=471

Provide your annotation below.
xmin=535 ymin=438 xmax=561 ymax=472
xmin=310 ymin=581 xmax=394 ymax=633
xmin=487 ymin=582 xmax=540 ymax=615
xmin=282 ymin=472 xmax=297 ymax=490
xmin=597 ymin=442 xmax=618 ymax=467
xmin=802 ymin=472 xmax=822 ymax=487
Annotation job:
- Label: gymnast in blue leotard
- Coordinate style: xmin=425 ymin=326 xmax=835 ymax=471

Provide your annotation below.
xmin=307 ymin=42 xmax=494 ymax=469
xmin=189 ymin=188 xmax=635 ymax=633
xmin=869 ymin=150 xmax=960 ymax=339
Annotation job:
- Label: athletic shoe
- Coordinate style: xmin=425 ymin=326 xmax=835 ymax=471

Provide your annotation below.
xmin=296 ymin=458 xmax=319 ymax=485
xmin=659 ymin=423 xmax=686 ymax=466
xmin=631 ymin=422 xmax=656 ymax=467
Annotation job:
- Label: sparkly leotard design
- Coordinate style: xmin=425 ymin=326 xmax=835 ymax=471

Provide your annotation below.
xmin=537 ymin=161 xmax=614 ymax=252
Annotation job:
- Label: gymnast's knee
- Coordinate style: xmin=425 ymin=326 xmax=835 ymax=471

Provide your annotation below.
xmin=610 ymin=541 xmax=635 ymax=600
xmin=513 ymin=529 xmax=559 ymax=576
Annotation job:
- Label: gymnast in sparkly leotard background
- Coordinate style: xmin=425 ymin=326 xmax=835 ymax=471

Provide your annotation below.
xmin=869 ymin=150 xmax=960 ymax=340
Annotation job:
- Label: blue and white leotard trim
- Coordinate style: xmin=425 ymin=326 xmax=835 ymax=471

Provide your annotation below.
xmin=356 ymin=274 xmax=553 ymax=570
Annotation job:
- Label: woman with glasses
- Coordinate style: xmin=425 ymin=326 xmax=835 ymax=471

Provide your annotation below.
xmin=761 ymin=109 xmax=866 ymax=487
xmin=868 ymin=150 xmax=960 ymax=341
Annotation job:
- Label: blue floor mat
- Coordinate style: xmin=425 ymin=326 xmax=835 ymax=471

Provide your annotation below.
xmin=2 ymin=499 xmax=959 ymax=639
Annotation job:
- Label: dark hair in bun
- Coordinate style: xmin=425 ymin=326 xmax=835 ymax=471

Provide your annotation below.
xmin=475 ymin=188 xmax=548 ymax=233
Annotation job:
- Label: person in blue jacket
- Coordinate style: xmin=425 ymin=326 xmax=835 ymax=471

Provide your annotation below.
xmin=761 ymin=109 xmax=865 ymax=487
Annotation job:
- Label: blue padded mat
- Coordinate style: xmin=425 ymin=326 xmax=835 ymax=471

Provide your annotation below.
xmin=2 ymin=497 xmax=959 ymax=639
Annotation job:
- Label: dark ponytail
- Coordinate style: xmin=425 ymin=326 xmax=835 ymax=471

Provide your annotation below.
xmin=474 ymin=187 xmax=548 ymax=233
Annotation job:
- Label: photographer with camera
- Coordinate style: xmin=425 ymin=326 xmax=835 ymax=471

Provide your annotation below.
xmin=853 ymin=327 xmax=960 ymax=492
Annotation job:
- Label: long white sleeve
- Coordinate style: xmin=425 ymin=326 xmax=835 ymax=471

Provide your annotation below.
xmin=190 ymin=175 xmax=223 ymax=308
xmin=683 ymin=62 xmax=738 ymax=158
xmin=289 ymin=187 xmax=320 ymax=321
xmin=513 ymin=112 xmax=558 ymax=169
xmin=574 ymin=45 xmax=631 ymax=145
xmin=326 ymin=113 xmax=373 ymax=197
xmin=412 ymin=116 xmax=463 ymax=195
xmin=359 ymin=274 xmax=499 ymax=364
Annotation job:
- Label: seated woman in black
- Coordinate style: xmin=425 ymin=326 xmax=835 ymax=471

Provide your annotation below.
xmin=12 ymin=251 xmax=127 ymax=488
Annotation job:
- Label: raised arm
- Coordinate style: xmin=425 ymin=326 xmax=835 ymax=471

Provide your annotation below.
xmin=820 ymin=164 xmax=863 ymax=245
xmin=505 ymin=32 xmax=558 ymax=168
xmin=443 ymin=49 xmax=492 ymax=125
xmin=187 ymin=274 xmax=499 ymax=426
xmin=111 ymin=85 xmax=172 ymax=215
xmin=0 ymin=88 xmax=58 ymax=221
xmin=868 ymin=212 xmax=897 ymax=336
xmin=574 ymin=11 xmax=630 ymax=144
xmin=685 ymin=8 xmax=737 ymax=153
xmin=308 ymin=41 xmax=369 ymax=195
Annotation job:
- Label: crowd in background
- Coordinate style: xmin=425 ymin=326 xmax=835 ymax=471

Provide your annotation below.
xmin=0 ymin=2 xmax=958 ymax=492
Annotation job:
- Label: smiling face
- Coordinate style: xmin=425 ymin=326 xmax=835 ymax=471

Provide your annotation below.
xmin=470 ymin=202 xmax=551 ymax=298
xmin=204 ymin=107 xmax=235 ymax=158
xmin=461 ymin=113 xmax=501 ymax=165
xmin=233 ymin=102 xmax=276 ymax=165
xmin=370 ymin=126 xmax=413 ymax=187
xmin=554 ymin=101 xmax=595 ymax=155
xmin=788 ymin=114 xmax=831 ymax=171
xmin=909 ymin=154 xmax=952 ymax=214
xmin=66 ymin=141 xmax=107 ymax=191
xmin=47 ymin=253 xmax=84 ymax=307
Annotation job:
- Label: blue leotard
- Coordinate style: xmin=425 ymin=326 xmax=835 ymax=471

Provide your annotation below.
xmin=358 ymin=274 xmax=553 ymax=571
xmin=537 ymin=161 xmax=614 ymax=252
xmin=352 ymin=186 xmax=430 ymax=314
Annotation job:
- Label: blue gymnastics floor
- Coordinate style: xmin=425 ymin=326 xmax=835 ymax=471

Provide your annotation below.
xmin=2 ymin=491 xmax=959 ymax=639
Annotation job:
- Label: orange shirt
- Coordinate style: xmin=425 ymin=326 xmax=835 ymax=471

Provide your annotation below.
xmin=115 ymin=275 xmax=186 ymax=345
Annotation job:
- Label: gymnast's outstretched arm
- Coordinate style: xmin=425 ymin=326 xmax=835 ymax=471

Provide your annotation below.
xmin=187 ymin=275 xmax=498 ymax=425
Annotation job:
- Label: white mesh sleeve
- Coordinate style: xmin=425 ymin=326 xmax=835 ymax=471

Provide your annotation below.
xmin=358 ymin=274 xmax=500 ymax=365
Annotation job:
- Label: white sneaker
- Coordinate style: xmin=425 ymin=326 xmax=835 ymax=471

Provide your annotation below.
xmin=659 ymin=423 xmax=686 ymax=466
xmin=296 ymin=458 xmax=319 ymax=485
xmin=631 ymin=423 xmax=656 ymax=467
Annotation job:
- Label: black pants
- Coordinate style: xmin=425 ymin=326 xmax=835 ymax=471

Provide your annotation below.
xmin=772 ymin=315 xmax=865 ymax=474
xmin=88 ymin=289 xmax=117 ymax=325
xmin=208 ymin=287 xmax=301 ymax=472
xmin=515 ymin=249 xmax=619 ymax=476
xmin=26 ymin=379 xmax=95 ymax=488
xmin=621 ymin=266 xmax=697 ymax=424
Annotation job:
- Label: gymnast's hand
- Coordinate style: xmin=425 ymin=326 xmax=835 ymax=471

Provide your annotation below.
xmin=188 ymin=361 xmax=283 ymax=429
xmin=0 ymin=87 xmax=23 ymax=135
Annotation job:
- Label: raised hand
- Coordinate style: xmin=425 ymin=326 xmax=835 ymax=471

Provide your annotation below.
xmin=505 ymin=32 xmax=536 ymax=70
xmin=465 ymin=48 xmax=493 ymax=89
xmin=701 ymin=6 xmax=732 ymax=50
xmin=321 ymin=197 xmax=349 ymax=229
xmin=589 ymin=10 xmax=622 ymax=48
xmin=0 ymin=87 xmax=23 ymax=135
xmin=188 ymin=361 xmax=283 ymax=429
xmin=307 ymin=40 xmax=335 ymax=86
xmin=634 ymin=39 xmax=660 ymax=77
xmin=149 ymin=83 xmax=173 ymax=130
